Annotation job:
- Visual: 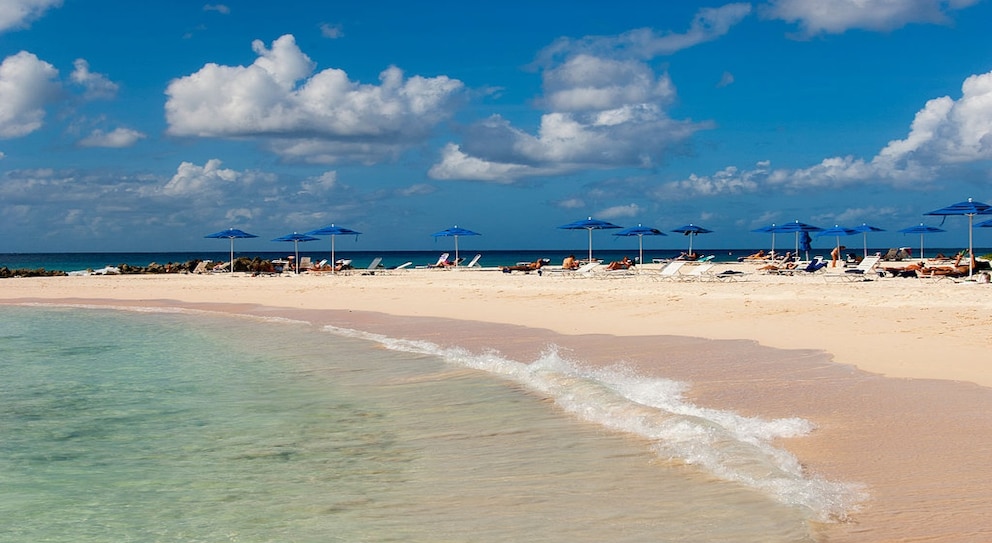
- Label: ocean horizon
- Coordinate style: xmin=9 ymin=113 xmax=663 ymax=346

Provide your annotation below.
xmin=4 ymin=246 xmax=988 ymax=273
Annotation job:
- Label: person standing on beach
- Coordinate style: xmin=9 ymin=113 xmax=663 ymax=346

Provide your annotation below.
xmin=830 ymin=245 xmax=845 ymax=267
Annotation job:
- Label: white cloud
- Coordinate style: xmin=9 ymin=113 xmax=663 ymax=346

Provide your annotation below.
xmin=164 ymin=34 xmax=463 ymax=163
xmin=159 ymin=159 xmax=276 ymax=200
xmin=540 ymin=55 xmax=676 ymax=112
xmin=430 ymin=7 xmax=727 ymax=184
xmin=597 ymin=203 xmax=640 ymax=219
xmin=319 ymin=22 xmax=343 ymax=39
xmin=78 ymin=127 xmax=146 ymax=148
xmin=71 ymin=59 xmax=118 ymax=100
xmin=762 ymin=0 xmax=980 ymax=35
xmin=877 ymin=71 xmax=992 ymax=165
xmin=0 ymin=0 xmax=62 ymax=33
xmin=535 ymin=4 xmax=752 ymax=63
xmin=0 ymin=51 xmax=61 ymax=138
xmin=428 ymin=142 xmax=565 ymax=183
xmin=657 ymin=68 xmax=992 ymax=198
xmin=556 ymin=197 xmax=585 ymax=209
xmin=203 ymin=4 xmax=230 ymax=14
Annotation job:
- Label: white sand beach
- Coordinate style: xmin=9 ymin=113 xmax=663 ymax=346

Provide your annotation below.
xmin=4 ymin=264 xmax=992 ymax=542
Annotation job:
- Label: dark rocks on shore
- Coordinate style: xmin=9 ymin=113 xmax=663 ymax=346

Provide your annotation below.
xmin=0 ymin=267 xmax=69 ymax=278
xmin=0 ymin=257 xmax=289 ymax=278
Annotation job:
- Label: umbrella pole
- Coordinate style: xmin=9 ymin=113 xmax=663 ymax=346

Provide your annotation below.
xmin=229 ymin=238 xmax=235 ymax=273
xmin=588 ymin=228 xmax=593 ymax=262
xmin=455 ymin=236 xmax=460 ymax=264
xmin=688 ymin=233 xmax=693 ymax=257
xmin=969 ymin=214 xmax=975 ymax=278
xmin=331 ymin=236 xmax=336 ymax=274
xmin=294 ymin=240 xmax=300 ymax=274
xmin=639 ymin=235 xmax=644 ymax=270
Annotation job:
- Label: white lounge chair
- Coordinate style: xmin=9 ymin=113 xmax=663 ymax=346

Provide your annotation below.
xmin=463 ymin=253 xmax=482 ymax=268
xmin=652 ymin=260 xmax=687 ymax=281
xmin=825 ymin=255 xmax=881 ymax=281
xmin=677 ymin=262 xmax=715 ymax=281
xmin=424 ymin=253 xmax=450 ymax=268
xmin=359 ymin=257 xmax=383 ymax=275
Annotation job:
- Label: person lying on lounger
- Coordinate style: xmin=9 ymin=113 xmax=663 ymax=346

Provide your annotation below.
xmin=740 ymin=249 xmax=770 ymax=261
xmin=501 ymin=259 xmax=549 ymax=273
xmin=919 ymin=252 xmax=975 ymax=277
xmin=606 ymin=256 xmax=633 ymax=270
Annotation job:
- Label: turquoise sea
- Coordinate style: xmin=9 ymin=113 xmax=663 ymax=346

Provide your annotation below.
xmin=0 ymin=304 xmax=863 ymax=542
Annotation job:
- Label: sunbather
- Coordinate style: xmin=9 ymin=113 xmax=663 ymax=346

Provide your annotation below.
xmin=919 ymin=252 xmax=974 ymax=277
xmin=501 ymin=259 xmax=548 ymax=273
xmin=606 ymin=256 xmax=633 ymax=270
xmin=739 ymin=249 xmax=770 ymax=261
xmin=562 ymin=254 xmax=579 ymax=270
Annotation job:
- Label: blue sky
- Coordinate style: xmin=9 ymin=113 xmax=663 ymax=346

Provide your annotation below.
xmin=3 ymin=0 xmax=992 ymax=254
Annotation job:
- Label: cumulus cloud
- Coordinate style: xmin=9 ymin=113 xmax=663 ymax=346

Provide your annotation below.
xmin=762 ymin=0 xmax=980 ymax=35
xmin=78 ymin=127 xmax=146 ymax=148
xmin=429 ymin=6 xmax=735 ymax=184
xmin=0 ymin=0 xmax=62 ymax=33
xmin=0 ymin=51 xmax=61 ymax=138
xmin=70 ymin=59 xmax=118 ymax=100
xmin=160 ymin=159 xmax=276 ymax=199
xmin=655 ymin=68 xmax=992 ymax=198
xmin=165 ymin=34 xmax=464 ymax=164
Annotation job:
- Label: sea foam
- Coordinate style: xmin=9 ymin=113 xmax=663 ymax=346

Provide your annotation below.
xmin=323 ymin=324 xmax=865 ymax=522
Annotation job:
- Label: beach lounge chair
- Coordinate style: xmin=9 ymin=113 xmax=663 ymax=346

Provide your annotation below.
xmin=359 ymin=257 xmax=383 ymax=275
xmin=652 ymin=260 xmax=687 ymax=281
xmin=463 ymin=253 xmax=482 ymax=268
xmin=298 ymin=256 xmax=312 ymax=270
xmin=677 ymin=262 xmax=715 ymax=281
xmin=192 ymin=260 xmax=212 ymax=274
xmin=827 ymin=255 xmax=882 ymax=281
xmin=425 ymin=253 xmax=450 ymax=268
xmin=546 ymin=261 xmax=600 ymax=277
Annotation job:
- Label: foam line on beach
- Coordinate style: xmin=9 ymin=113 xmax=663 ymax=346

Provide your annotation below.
xmin=322 ymin=324 xmax=866 ymax=522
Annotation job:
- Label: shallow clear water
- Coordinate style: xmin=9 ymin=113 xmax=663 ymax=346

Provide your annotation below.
xmin=0 ymin=305 xmax=845 ymax=542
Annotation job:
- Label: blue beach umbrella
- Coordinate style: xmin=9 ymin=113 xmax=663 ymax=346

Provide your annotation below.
xmin=305 ymin=224 xmax=362 ymax=271
xmin=559 ymin=217 xmax=622 ymax=262
xmin=431 ymin=226 xmax=481 ymax=264
xmin=751 ymin=223 xmax=794 ymax=258
xmin=204 ymin=227 xmax=258 ymax=273
xmin=852 ymin=223 xmax=886 ymax=259
xmin=272 ymin=232 xmax=320 ymax=273
xmin=925 ymin=198 xmax=992 ymax=278
xmin=816 ymin=225 xmax=860 ymax=260
xmin=613 ymin=224 xmax=666 ymax=266
xmin=776 ymin=220 xmax=823 ymax=260
xmin=898 ymin=223 xmax=945 ymax=259
xmin=670 ymin=224 xmax=713 ymax=257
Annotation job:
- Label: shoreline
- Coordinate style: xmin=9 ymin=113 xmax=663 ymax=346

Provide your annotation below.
xmin=4 ymin=271 xmax=992 ymax=541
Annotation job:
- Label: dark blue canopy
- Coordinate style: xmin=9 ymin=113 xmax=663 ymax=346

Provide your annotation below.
xmin=305 ymin=224 xmax=362 ymax=269
xmin=204 ymin=228 xmax=258 ymax=273
xmin=614 ymin=224 xmax=665 ymax=265
xmin=273 ymin=232 xmax=320 ymax=273
xmin=898 ymin=223 xmax=945 ymax=259
xmin=924 ymin=198 xmax=992 ymax=278
xmin=558 ymin=217 xmax=622 ymax=261
xmin=431 ymin=226 xmax=481 ymax=263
